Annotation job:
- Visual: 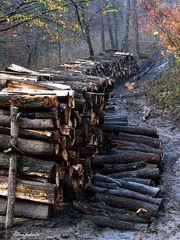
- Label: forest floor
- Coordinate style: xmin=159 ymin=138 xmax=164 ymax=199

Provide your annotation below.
xmin=0 ymin=54 xmax=180 ymax=240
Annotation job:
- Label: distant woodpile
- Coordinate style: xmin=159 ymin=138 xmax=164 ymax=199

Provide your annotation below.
xmin=0 ymin=52 xmax=163 ymax=230
xmin=58 ymin=51 xmax=137 ymax=79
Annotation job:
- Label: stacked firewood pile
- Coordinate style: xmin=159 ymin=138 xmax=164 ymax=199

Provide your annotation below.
xmin=0 ymin=51 xmax=164 ymax=230
xmin=0 ymin=93 xmax=66 ymax=220
xmin=72 ymin=109 xmax=163 ymax=230
xmin=0 ymin=63 xmax=114 ymax=222
xmin=39 ymin=50 xmax=137 ymax=80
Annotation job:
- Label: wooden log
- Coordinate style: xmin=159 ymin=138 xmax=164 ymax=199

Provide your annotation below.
xmin=0 ymin=126 xmax=61 ymax=143
xmin=0 ymin=94 xmax=59 ymax=109
xmin=106 ymin=132 xmax=162 ymax=149
xmin=109 ymin=167 xmax=161 ymax=180
xmin=5 ymin=105 xmax=19 ymax=228
xmin=2 ymin=88 xmax=74 ymax=105
xmin=103 ymin=126 xmax=158 ymax=138
xmin=110 ymin=140 xmax=162 ymax=155
xmin=87 ymin=204 xmax=153 ymax=223
xmin=0 ymin=73 xmax=38 ymax=82
xmin=6 ymin=64 xmax=50 ymax=77
xmin=103 ymin=122 xmax=128 ymax=127
xmin=94 ymin=174 xmax=160 ymax=197
xmin=0 ymin=115 xmax=60 ymax=130
xmin=81 ymin=215 xmax=148 ymax=230
xmin=0 ymin=176 xmax=55 ymax=204
xmin=74 ymin=99 xmax=86 ymax=114
xmin=0 ymin=197 xmax=52 ymax=219
xmin=0 ymin=152 xmax=55 ymax=178
xmin=102 ymin=162 xmax=147 ymax=174
xmin=92 ymin=152 xmax=161 ymax=169
xmin=90 ymin=186 xmax=162 ymax=205
xmin=6 ymin=79 xmax=70 ymax=91
xmin=95 ymin=193 xmax=159 ymax=216
xmin=93 ymin=178 xmax=152 ymax=190
xmin=48 ymin=73 xmax=109 ymax=85
xmin=117 ymin=178 xmax=152 ymax=186
xmin=0 ymin=134 xmax=59 ymax=156
xmin=110 ymin=148 xmax=162 ymax=159
xmin=104 ymin=115 xmax=128 ymax=122
xmin=0 ymin=108 xmax=59 ymax=119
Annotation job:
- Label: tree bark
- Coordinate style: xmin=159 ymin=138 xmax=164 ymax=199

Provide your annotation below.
xmin=0 ymin=152 xmax=55 ymax=178
xmin=0 ymin=115 xmax=60 ymax=130
xmin=0 ymin=126 xmax=61 ymax=143
xmin=103 ymin=125 xmax=158 ymax=138
xmin=90 ymin=186 xmax=162 ymax=205
xmin=103 ymin=162 xmax=147 ymax=174
xmin=0 ymin=176 xmax=55 ymax=204
xmin=0 ymin=108 xmax=59 ymax=119
xmin=0 ymin=134 xmax=59 ymax=156
xmin=94 ymin=174 xmax=160 ymax=197
xmin=107 ymin=132 xmax=163 ymax=149
xmin=121 ymin=0 xmax=130 ymax=52
xmin=109 ymin=167 xmax=161 ymax=180
xmin=5 ymin=105 xmax=19 ymax=228
xmin=110 ymin=148 xmax=162 ymax=158
xmin=92 ymin=151 xmax=161 ymax=169
xmin=95 ymin=193 xmax=159 ymax=216
xmin=110 ymin=140 xmax=162 ymax=155
xmin=0 ymin=94 xmax=58 ymax=109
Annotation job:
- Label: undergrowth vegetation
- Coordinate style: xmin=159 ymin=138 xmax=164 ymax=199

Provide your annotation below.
xmin=149 ymin=64 xmax=180 ymax=114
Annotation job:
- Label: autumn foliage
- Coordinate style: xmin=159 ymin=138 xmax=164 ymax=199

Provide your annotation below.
xmin=144 ymin=0 xmax=180 ymax=55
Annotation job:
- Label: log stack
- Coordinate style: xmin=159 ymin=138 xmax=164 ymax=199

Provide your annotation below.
xmin=53 ymin=51 xmax=137 ymax=79
xmin=0 ymin=93 xmax=63 ymax=220
xmin=0 ymin=51 xmax=164 ymax=231
xmin=0 ymin=61 xmax=115 ymax=223
xmin=74 ymin=108 xmax=164 ymax=230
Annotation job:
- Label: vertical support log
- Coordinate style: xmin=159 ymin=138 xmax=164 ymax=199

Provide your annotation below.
xmin=5 ymin=105 xmax=19 ymax=228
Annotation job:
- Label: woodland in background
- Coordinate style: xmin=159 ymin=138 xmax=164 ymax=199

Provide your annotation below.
xmin=0 ymin=0 xmax=179 ymax=70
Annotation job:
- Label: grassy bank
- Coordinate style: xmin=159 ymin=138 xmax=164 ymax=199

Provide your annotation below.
xmin=149 ymin=65 xmax=180 ymax=115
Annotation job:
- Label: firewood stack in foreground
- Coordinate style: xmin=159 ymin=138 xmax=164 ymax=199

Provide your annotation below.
xmin=0 ymin=59 xmax=115 ymax=223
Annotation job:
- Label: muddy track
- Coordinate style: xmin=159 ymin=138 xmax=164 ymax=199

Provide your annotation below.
xmin=0 ymin=59 xmax=180 ymax=240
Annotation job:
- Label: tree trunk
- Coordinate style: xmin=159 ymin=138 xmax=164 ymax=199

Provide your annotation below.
xmin=85 ymin=27 xmax=94 ymax=57
xmin=131 ymin=0 xmax=140 ymax=57
xmin=121 ymin=0 xmax=130 ymax=52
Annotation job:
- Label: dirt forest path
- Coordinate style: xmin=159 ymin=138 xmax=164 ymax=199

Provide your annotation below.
xmin=1 ymin=57 xmax=180 ymax=240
